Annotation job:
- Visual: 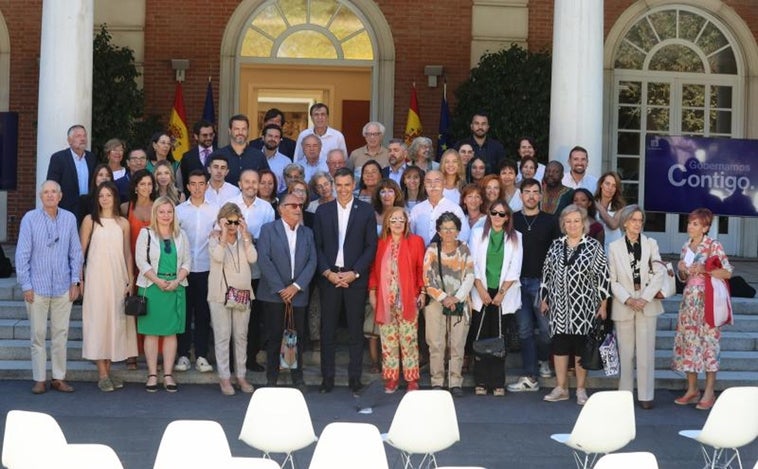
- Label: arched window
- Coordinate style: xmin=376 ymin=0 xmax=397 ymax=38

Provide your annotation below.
xmin=240 ymin=0 xmax=374 ymax=61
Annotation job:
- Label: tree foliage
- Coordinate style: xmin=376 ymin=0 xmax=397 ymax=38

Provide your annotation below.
xmin=92 ymin=25 xmax=154 ymax=160
xmin=452 ymin=44 xmax=552 ymax=161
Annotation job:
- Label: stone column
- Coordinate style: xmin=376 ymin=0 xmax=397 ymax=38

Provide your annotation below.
xmin=35 ymin=0 xmax=93 ymax=195
xmin=548 ymin=0 xmax=603 ymax=177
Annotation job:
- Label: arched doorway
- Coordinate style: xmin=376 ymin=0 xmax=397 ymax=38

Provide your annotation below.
xmin=219 ymin=0 xmax=394 ymax=149
xmin=606 ymin=2 xmax=753 ymax=254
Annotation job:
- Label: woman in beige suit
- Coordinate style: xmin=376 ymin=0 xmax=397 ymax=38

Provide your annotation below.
xmin=609 ymin=205 xmax=665 ymax=409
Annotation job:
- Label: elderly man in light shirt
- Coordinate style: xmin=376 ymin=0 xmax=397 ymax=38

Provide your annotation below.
xmin=410 ymin=170 xmax=470 ymax=246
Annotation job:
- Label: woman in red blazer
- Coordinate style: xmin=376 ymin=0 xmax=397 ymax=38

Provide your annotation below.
xmin=368 ymin=206 xmax=426 ymax=393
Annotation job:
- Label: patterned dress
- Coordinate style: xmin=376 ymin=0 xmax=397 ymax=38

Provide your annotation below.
xmin=671 ymin=236 xmax=732 ymax=373
xmin=541 ymin=235 xmax=610 ymax=336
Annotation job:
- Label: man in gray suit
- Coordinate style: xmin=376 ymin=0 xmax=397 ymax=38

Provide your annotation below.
xmin=256 ymin=193 xmax=317 ymax=389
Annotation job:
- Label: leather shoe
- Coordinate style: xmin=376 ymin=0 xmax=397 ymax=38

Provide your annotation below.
xmin=51 ymin=379 xmax=74 ymax=393
xmin=349 ymin=378 xmax=363 ymax=394
xmin=31 ymin=381 xmax=47 ymax=394
xmin=319 ymin=378 xmax=334 ymax=394
xmin=639 ymin=400 xmax=654 ymax=410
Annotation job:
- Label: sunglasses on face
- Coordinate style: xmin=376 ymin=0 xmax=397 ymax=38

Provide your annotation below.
xmin=490 ymin=210 xmax=509 ymax=218
xmin=226 ymin=219 xmax=240 ymax=226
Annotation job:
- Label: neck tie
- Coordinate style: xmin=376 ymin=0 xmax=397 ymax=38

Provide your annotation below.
xmin=201 ymin=148 xmax=210 ymax=165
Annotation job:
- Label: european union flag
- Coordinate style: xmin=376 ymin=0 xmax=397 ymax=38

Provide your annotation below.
xmin=437 ymin=82 xmax=451 ymax=160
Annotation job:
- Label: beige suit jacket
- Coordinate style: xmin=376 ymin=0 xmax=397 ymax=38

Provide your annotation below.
xmin=608 ymin=234 xmax=665 ymax=320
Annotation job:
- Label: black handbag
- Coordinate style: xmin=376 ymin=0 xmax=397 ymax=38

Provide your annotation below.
xmin=125 ymin=294 xmax=147 ymax=316
xmin=472 ymin=306 xmax=506 ymax=358
xmin=581 ymin=317 xmax=606 ymax=370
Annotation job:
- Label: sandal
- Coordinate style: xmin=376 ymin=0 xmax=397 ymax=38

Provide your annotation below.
xmin=145 ymin=374 xmax=158 ymax=393
xmin=493 ymin=388 xmax=506 ymax=397
xmin=163 ymin=374 xmax=178 ymax=393
xmin=475 ymin=386 xmax=487 ymax=396
xmin=126 ymin=358 xmax=138 ymax=370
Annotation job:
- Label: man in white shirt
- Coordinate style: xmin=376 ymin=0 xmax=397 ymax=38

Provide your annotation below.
xmin=230 ymin=169 xmax=275 ymax=372
xmin=175 ymin=170 xmax=219 ymax=373
xmin=301 ymin=134 xmax=329 ymax=184
xmin=259 ymin=124 xmax=291 ymax=193
xmin=294 ymin=103 xmax=347 ymax=163
xmin=410 ymin=170 xmax=470 ymax=246
xmin=205 ymin=153 xmax=240 ymax=205
xmin=561 ymin=145 xmax=598 ymax=191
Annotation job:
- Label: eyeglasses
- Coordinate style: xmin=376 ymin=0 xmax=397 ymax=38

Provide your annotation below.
xmin=226 ymin=219 xmax=240 ymax=226
xmin=283 ymin=203 xmax=304 ymax=209
xmin=291 ymin=188 xmax=307 ymax=194
xmin=379 ymin=189 xmax=396 ymax=196
xmin=389 ymin=218 xmax=406 ymax=224
xmin=130 ymin=156 xmax=147 ymax=161
xmin=365 ymin=132 xmax=382 ymax=137
xmin=163 ymin=239 xmax=172 ymax=254
xmin=490 ymin=210 xmax=509 ymax=218
xmin=439 ymin=227 xmax=458 ymax=233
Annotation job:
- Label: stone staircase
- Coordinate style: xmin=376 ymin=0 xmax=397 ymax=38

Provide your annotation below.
xmin=0 ymin=276 xmax=756 ymax=391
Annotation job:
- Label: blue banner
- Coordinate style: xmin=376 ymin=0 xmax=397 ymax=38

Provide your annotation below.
xmin=645 ymin=135 xmax=758 ymax=217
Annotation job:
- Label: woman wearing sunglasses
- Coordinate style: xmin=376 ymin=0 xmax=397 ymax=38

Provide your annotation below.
xmin=135 ymin=196 xmax=191 ymax=393
xmin=469 ymin=200 xmax=523 ymax=396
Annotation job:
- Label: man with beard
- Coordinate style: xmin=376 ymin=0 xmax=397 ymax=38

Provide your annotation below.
xmin=258 ymin=124 xmax=291 ymax=194
xmin=179 ymin=120 xmax=215 ymax=197
xmin=507 ymin=178 xmax=561 ymax=392
xmin=382 ymin=138 xmax=408 ymax=185
xmin=301 ymin=134 xmax=329 ymax=184
xmin=561 ymin=146 xmax=598 ymax=191
xmin=217 ymin=114 xmax=269 ymax=185
xmin=456 ymin=113 xmax=505 ymax=174
xmin=541 ymin=161 xmax=574 ymax=215
xmin=249 ymin=108 xmax=296 ymax=159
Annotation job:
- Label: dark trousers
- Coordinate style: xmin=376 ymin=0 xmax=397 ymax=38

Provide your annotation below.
xmin=262 ymin=300 xmax=305 ymax=383
xmin=246 ymin=278 xmax=264 ymax=367
xmin=473 ymin=288 xmax=506 ymax=390
xmin=178 ymin=271 xmax=210 ymax=358
xmin=319 ymin=279 xmax=367 ymax=381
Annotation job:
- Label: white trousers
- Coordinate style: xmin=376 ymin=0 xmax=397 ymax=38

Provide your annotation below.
xmin=27 ymin=292 xmax=72 ymax=382
xmin=614 ymin=311 xmax=657 ymax=401
xmin=209 ymin=302 xmax=250 ymax=380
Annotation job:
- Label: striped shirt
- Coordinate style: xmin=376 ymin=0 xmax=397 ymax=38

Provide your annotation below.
xmin=15 ymin=208 xmax=83 ymax=296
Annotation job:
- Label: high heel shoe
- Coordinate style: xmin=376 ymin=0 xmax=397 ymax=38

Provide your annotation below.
xmin=163 ymin=374 xmax=178 ymax=393
xmin=674 ymin=390 xmax=701 ymax=405
xmin=145 ymin=374 xmax=158 ymax=393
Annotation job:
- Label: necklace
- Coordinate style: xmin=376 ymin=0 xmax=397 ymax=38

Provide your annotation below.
xmin=521 ymin=212 xmax=538 ymax=231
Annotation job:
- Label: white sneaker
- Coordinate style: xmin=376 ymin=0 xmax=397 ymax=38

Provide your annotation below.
xmin=175 ymin=356 xmax=191 ymax=372
xmin=195 ymin=357 xmax=213 ymax=373
xmin=507 ymin=376 xmax=539 ymax=392
xmin=543 ymin=386 xmax=569 ymax=402
xmin=576 ymin=388 xmax=589 ymax=406
xmin=539 ymin=361 xmax=552 ymax=378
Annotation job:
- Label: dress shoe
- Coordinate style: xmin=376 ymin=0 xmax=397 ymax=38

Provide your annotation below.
xmin=219 ymin=379 xmax=235 ymax=396
xmin=319 ymin=378 xmax=334 ymax=394
xmin=639 ymin=400 xmax=654 ymax=410
xmin=51 ymin=379 xmax=74 ymax=393
xmin=349 ymin=378 xmax=364 ymax=394
xmin=674 ymin=391 xmax=701 ymax=405
xmin=696 ymin=396 xmax=716 ymax=410
xmin=237 ymin=378 xmax=255 ymax=393
xmin=31 ymin=381 xmax=47 ymax=394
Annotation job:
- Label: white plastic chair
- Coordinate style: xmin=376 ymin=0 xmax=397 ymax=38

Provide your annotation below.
xmin=2 ymin=410 xmax=69 ymax=468
xmin=309 ymin=422 xmax=388 ymax=469
xmin=154 ymin=420 xmax=263 ymax=469
xmin=383 ymin=389 xmax=460 ymax=468
xmin=594 ymin=452 xmax=658 ymax=469
xmin=679 ymin=386 xmax=758 ymax=469
xmin=550 ymin=390 xmax=636 ymax=469
xmin=239 ymin=387 xmax=318 ymax=469
xmin=52 ymin=444 xmax=124 ymax=469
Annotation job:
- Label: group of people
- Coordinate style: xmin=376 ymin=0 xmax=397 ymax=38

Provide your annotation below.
xmin=18 ymin=109 xmax=732 ymax=410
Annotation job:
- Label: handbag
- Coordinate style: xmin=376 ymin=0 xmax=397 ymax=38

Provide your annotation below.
xmin=650 ymin=259 xmax=676 ymax=299
xmin=125 ymin=230 xmax=151 ymax=317
xmin=280 ymin=303 xmax=298 ymax=369
xmin=472 ymin=306 xmax=506 ymax=358
xmin=581 ymin=318 xmax=606 ymax=371
xmin=222 ymin=243 xmax=251 ymax=311
xmin=599 ymin=331 xmax=619 ymax=376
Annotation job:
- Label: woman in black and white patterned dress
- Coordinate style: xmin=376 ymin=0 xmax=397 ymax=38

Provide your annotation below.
xmin=540 ymin=204 xmax=610 ymax=405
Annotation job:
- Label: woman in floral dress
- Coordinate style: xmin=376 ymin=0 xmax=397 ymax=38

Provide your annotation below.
xmin=672 ymin=208 xmax=732 ymax=410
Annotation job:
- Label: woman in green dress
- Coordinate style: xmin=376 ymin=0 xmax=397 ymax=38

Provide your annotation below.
xmin=135 ymin=196 xmax=191 ymax=392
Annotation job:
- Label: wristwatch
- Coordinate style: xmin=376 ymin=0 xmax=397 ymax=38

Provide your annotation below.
xmin=354 ymin=271 xmax=360 ymax=279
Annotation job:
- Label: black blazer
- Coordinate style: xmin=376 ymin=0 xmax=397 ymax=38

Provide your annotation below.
xmin=46 ymin=148 xmax=96 ymax=224
xmin=180 ymin=146 xmax=211 ymax=196
xmin=313 ymin=198 xmax=377 ymax=288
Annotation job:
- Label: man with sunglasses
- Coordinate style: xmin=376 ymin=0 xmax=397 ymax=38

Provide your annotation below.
xmin=507 ymin=178 xmax=561 ymax=392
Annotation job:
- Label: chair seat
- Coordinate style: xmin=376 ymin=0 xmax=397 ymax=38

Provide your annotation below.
xmin=550 ymin=434 xmax=570 ymax=444
xmin=677 ymin=430 xmax=701 ymax=440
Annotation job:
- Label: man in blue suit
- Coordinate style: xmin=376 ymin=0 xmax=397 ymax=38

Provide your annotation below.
xmin=46 ymin=125 xmax=96 ymax=225
xmin=314 ymin=167 xmax=377 ymax=394
xmin=256 ymin=193 xmax=317 ymax=390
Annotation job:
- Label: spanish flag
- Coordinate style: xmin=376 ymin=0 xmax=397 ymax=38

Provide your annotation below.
xmin=404 ymin=84 xmax=422 ymax=146
xmin=168 ymin=82 xmax=190 ymax=161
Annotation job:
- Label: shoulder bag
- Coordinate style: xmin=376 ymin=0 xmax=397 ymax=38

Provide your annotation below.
xmin=125 ymin=229 xmax=150 ymax=316
xmin=581 ymin=317 xmax=606 ymax=370
xmin=472 ymin=306 xmax=506 ymax=358
xmin=222 ymin=241 xmax=251 ymax=311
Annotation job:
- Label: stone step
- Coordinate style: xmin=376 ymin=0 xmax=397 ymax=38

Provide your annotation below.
xmin=661 ymin=296 xmax=758 ymax=316
xmin=655 ymin=330 xmax=757 ymax=351
xmin=0 ymin=359 xmax=755 ymax=392
xmin=656 ymin=313 xmax=758 ymax=332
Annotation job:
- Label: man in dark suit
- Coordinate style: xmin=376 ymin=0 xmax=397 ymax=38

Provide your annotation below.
xmin=313 ymin=167 xmax=377 ymax=394
xmin=115 ymin=147 xmax=148 ymax=202
xmin=381 ymin=138 xmax=408 ymax=185
xmin=46 ymin=125 xmax=96 ymax=225
xmin=249 ymin=108 xmax=297 ymax=159
xmin=256 ymin=193 xmax=317 ymax=390
xmin=178 ymin=120 xmax=215 ymax=197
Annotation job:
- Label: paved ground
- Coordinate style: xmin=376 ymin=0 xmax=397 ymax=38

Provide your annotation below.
xmin=1 ymin=379 xmax=756 ymax=468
